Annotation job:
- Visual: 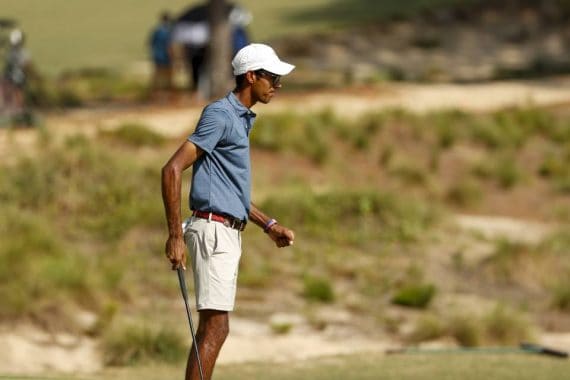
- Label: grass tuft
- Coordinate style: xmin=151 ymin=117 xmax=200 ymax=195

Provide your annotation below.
xmin=303 ymin=275 xmax=335 ymax=303
xmin=102 ymin=323 xmax=186 ymax=366
xmin=101 ymin=123 xmax=167 ymax=147
xmin=392 ymin=283 xmax=436 ymax=309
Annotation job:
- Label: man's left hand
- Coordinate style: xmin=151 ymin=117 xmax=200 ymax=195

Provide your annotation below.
xmin=267 ymin=224 xmax=295 ymax=248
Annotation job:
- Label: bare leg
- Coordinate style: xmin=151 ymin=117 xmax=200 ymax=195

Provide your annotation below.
xmin=185 ymin=309 xmax=229 ymax=380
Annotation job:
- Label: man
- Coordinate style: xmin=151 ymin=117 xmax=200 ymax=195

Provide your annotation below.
xmin=149 ymin=12 xmax=173 ymax=98
xmin=161 ymin=43 xmax=296 ymax=380
xmin=2 ymin=29 xmax=33 ymax=124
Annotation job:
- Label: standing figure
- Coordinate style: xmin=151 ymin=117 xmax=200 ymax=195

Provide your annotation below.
xmin=149 ymin=12 xmax=174 ymax=99
xmin=161 ymin=43 xmax=295 ymax=380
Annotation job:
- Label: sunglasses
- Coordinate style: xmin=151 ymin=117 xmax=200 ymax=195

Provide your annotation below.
xmin=255 ymin=69 xmax=281 ymax=87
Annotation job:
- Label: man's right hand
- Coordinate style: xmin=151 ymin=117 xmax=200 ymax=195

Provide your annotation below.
xmin=165 ymin=235 xmax=187 ymax=270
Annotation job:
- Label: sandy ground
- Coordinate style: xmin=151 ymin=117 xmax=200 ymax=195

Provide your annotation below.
xmin=0 ymin=325 xmax=101 ymax=374
xmin=2 ymin=78 xmax=570 ymax=374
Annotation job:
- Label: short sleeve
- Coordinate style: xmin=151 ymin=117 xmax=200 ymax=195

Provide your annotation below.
xmin=188 ymin=106 xmax=228 ymax=153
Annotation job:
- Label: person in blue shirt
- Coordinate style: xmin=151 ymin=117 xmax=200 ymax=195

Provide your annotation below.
xmin=161 ymin=43 xmax=295 ymax=380
xmin=149 ymin=12 xmax=173 ymax=97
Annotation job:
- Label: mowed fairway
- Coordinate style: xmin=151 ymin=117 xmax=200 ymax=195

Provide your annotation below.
xmin=7 ymin=353 xmax=570 ymax=380
xmin=1 ymin=0 xmax=474 ymax=76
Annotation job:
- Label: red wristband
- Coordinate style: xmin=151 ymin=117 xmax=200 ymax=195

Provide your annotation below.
xmin=264 ymin=218 xmax=278 ymax=233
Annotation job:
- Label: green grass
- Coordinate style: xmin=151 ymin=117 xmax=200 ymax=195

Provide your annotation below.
xmin=392 ymin=283 xmax=436 ymax=308
xmin=1 ymin=105 xmax=569 ymax=371
xmin=483 ymin=305 xmax=534 ymax=345
xmin=102 ymin=323 xmax=186 ymax=366
xmin=100 ymin=123 xmax=167 ymax=147
xmin=261 ymin=189 xmax=441 ymax=244
xmin=303 ymin=275 xmax=336 ymax=303
xmin=446 ymin=179 xmax=483 ymax=207
xmin=0 ymin=133 xmax=167 ymax=326
xmin=1 ymin=0 xmax=477 ymax=77
xmin=550 ymin=273 xmax=570 ymax=311
xmin=250 ymin=110 xmax=336 ymax=164
xmin=10 ymin=353 xmax=570 ymax=380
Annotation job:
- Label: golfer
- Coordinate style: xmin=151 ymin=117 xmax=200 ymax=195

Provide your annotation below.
xmin=162 ymin=43 xmax=296 ymax=380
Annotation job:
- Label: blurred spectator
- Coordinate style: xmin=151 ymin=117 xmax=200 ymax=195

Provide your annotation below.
xmin=1 ymin=28 xmax=35 ymax=126
xmin=148 ymin=11 xmax=174 ymax=99
xmin=172 ymin=2 xmax=251 ymax=94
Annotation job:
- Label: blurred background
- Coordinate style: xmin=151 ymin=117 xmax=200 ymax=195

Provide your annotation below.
xmin=1 ymin=1 xmax=570 ymax=379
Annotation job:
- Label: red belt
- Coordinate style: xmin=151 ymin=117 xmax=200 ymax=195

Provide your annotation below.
xmin=193 ymin=211 xmax=247 ymax=231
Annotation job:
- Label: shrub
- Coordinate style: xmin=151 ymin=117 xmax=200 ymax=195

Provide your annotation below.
xmin=271 ymin=322 xmax=293 ymax=335
xmin=432 ymin=110 xmax=466 ymax=149
xmin=250 ymin=112 xmax=296 ymax=151
xmin=57 ymin=88 xmax=84 ymax=108
xmin=295 ymin=118 xmax=330 ymax=164
xmin=250 ymin=111 xmax=332 ymax=164
xmin=484 ymin=239 xmax=531 ymax=283
xmin=303 ymin=275 xmax=335 ymax=303
xmin=379 ymin=146 xmax=394 ymax=167
xmin=408 ymin=314 xmax=446 ymax=343
xmin=483 ymin=305 xmax=533 ymax=345
xmin=448 ymin=314 xmax=482 ymax=347
xmin=495 ymin=156 xmax=523 ymax=189
xmin=538 ymin=153 xmax=566 ymax=178
xmin=554 ymin=175 xmax=570 ymax=194
xmin=391 ymin=283 xmax=436 ymax=309
xmin=389 ymin=161 xmax=429 ymax=186
xmin=238 ymin=253 xmax=273 ymax=288
xmin=550 ymin=277 xmax=570 ymax=311
xmin=343 ymin=113 xmax=385 ymax=151
xmin=261 ymin=189 xmax=440 ymax=244
xmin=0 ymin=133 xmax=167 ymax=324
xmin=102 ymin=323 xmax=185 ymax=366
xmin=101 ymin=123 xmax=166 ymax=147
xmin=56 ymin=68 xmax=147 ymax=105
xmin=469 ymin=120 xmax=506 ymax=150
xmin=472 ymin=155 xmax=523 ymax=189
xmin=0 ymin=207 xmax=95 ymax=319
xmin=446 ymin=179 xmax=483 ymax=207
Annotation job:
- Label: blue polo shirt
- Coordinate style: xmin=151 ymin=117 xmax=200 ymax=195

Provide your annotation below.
xmin=188 ymin=92 xmax=256 ymax=221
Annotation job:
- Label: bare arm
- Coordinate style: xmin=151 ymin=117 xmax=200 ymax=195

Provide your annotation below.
xmin=162 ymin=141 xmax=203 ymax=269
xmin=249 ymin=203 xmax=295 ymax=248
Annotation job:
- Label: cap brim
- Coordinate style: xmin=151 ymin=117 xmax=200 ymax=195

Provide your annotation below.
xmin=263 ymin=60 xmax=295 ymax=76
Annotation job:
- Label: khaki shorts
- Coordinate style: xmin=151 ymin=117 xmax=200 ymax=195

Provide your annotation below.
xmin=183 ymin=216 xmax=242 ymax=311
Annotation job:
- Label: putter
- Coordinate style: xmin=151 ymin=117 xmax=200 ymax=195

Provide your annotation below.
xmin=177 ymin=267 xmax=205 ymax=380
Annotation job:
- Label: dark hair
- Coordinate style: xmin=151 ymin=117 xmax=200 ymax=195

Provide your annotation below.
xmin=235 ymin=73 xmax=248 ymax=90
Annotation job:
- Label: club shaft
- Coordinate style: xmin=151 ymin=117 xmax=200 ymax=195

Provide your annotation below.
xmin=178 ymin=267 xmax=205 ymax=380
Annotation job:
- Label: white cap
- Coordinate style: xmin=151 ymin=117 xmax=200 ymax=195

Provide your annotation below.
xmin=232 ymin=43 xmax=295 ymax=76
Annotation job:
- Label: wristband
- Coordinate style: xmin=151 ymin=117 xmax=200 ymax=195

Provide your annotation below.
xmin=263 ymin=218 xmax=278 ymax=233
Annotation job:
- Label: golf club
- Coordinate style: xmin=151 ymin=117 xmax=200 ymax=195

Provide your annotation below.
xmin=177 ymin=266 xmax=205 ymax=380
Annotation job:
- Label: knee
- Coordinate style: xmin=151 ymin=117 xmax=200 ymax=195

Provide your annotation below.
xmin=206 ymin=321 xmax=228 ymax=347
xmin=211 ymin=317 xmax=229 ymax=341
xmin=199 ymin=311 xmax=230 ymax=342
xmin=220 ymin=321 xmax=230 ymax=339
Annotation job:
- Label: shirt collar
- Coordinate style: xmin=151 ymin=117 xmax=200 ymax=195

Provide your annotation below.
xmin=227 ymin=91 xmax=256 ymax=118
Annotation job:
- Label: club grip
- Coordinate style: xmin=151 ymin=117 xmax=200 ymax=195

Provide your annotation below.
xmin=177 ymin=267 xmax=189 ymax=302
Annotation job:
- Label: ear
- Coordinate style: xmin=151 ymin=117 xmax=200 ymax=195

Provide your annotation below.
xmin=246 ymin=71 xmax=256 ymax=85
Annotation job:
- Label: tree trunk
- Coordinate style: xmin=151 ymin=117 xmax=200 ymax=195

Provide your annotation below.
xmin=208 ymin=0 xmax=232 ymax=99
